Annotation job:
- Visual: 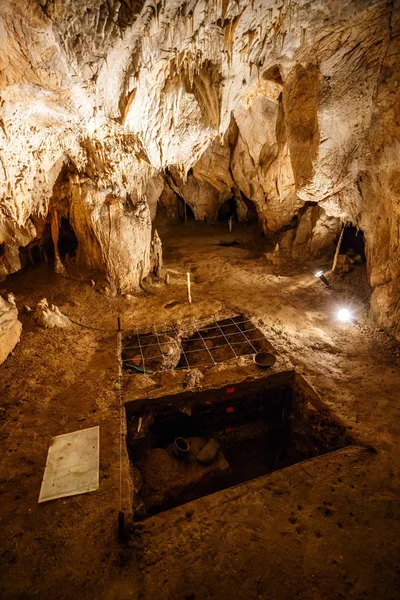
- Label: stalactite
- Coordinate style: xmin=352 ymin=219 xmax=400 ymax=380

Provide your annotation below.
xmin=153 ymin=0 xmax=159 ymax=29
xmin=281 ymin=30 xmax=287 ymax=51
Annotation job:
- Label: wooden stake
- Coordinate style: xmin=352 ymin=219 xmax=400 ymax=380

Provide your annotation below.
xmin=165 ymin=273 xmax=170 ymax=285
xmin=332 ymin=224 xmax=345 ymax=272
xmin=228 ymin=216 xmax=233 ymax=232
xmin=186 ymin=272 xmax=192 ymax=304
xmin=118 ymin=511 xmax=128 ymax=542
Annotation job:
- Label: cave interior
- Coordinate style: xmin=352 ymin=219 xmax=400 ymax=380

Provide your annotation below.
xmin=0 ymin=1 xmax=400 ymax=599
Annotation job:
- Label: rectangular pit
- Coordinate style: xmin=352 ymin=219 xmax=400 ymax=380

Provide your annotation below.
xmin=121 ymin=314 xmax=273 ymax=373
xmin=125 ymin=373 xmax=354 ymax=520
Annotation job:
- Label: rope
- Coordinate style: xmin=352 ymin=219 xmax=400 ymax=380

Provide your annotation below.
xmin=66 ymin=315 xmax=119 ymax=332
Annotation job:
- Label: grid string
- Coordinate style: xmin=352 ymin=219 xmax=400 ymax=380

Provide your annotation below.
xmin=122 ymin=315 xmax=266 ymax=372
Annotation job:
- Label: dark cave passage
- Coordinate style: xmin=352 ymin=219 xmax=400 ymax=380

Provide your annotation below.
xmin=58 ymin=217 xmax=78 ymax=258
xmin=340 ymin=224 xmax=366 ymax=261
xmin=177 ymin=197 xmax=195 ymax=222
xmin=18 ymin=223 xmax=53 ymax=269
xmin=218 ymin=197 xmax=238 ymax=223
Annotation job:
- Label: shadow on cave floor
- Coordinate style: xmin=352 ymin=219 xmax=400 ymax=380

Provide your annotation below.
xmin=159 ymin=220 xmax=272 ymax=262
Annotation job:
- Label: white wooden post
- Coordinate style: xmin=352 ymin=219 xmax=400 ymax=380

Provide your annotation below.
xmin=187 ymin=272 xmax=192 ymax=304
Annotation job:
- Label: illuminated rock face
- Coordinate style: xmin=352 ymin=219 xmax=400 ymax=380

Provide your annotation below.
xmin=0 ymin=0 xmax=399 ymax=330
xmin=0 ymin=296 xmax=21 ymax=364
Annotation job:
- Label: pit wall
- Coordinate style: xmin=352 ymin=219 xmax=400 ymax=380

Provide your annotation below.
xmin=122 ymin=369 xmax=360 ymax=524
xmin=122 ymin=365 xmax=295 ymax=525
xmin=292 ymin=373 xmax=355 ymax=455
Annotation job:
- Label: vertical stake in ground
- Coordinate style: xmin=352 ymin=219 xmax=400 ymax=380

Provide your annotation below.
xmin=332 ymin=223 xmax=345 ymax=273
xmin=116 ymin=316 xmax=127 ymax=542
xmin=187 ymin=272 xmax=192 ymax=304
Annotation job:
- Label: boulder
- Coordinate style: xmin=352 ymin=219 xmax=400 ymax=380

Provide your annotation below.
xmin=335 ymin=254 xmax=352 ymax=274
xmin=34 ymin=298 xmax=71 ymax=329
xmin=196 ymin=438 xmax=220 ymax=465
xmin=0 ymin=296 xmax=22 ymax=364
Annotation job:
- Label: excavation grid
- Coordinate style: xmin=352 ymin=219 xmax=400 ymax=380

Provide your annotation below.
xmin=121 ymin=314 xmax=271 ymax=373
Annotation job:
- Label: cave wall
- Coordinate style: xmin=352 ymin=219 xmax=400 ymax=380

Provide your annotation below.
xmin=0 ymin=295 xmax=21 ymax=364
xmin=0 ymin=0 xmax=399 ymax=333
xmin=361 ymin=6 xmax=400 ymax=330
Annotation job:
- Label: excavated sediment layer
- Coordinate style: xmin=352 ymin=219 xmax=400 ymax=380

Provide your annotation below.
xmin=126 ymin=373 xmax=355 ymax=520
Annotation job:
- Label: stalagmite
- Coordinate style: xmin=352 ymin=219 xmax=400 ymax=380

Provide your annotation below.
xmin=151 ymin=229 xmax=163 ymax=277
xmin=34 ymin=298 xmax=71 ymax=329
xmin=50 ymin=212 xmax=65 ymax=275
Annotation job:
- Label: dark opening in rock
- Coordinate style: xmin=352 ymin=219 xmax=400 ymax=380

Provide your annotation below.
xmin=177 ymin=197 xmax=195 ymax=222
xmin=58 ymin=217 xmax=78 ymax=258
xmin=18 ymin=223 xmax=53 ymax=269
xmin=340 ymin=225 xmax=366 ymax=261
xmin=218 ymin=197 xmax=238 ymax=223
xmin=126 ymin=374 xmax=354 ymax=520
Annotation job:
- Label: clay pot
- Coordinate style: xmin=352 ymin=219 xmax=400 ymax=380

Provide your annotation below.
xmin=173 ymin=437 xmax=190 ymax=458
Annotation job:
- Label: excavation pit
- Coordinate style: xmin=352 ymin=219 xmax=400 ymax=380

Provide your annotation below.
xmin=126 ymin=373 xmax=354 ymax=520
xmin=121 ymin=314 xmax=273 ymax=373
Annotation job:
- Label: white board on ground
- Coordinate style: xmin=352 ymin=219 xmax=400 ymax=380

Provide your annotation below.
xmin=39 ymin=426 xmax=100 ymax=503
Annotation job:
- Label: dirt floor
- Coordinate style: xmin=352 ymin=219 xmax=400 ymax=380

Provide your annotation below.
xmin=0 ymin=221 xmax=400 ymax=600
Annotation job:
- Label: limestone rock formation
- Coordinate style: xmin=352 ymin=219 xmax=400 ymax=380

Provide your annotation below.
xmin=34 ymin=298 xmax=71 ymax=329
xmin=279 ymin=205 xmax=340 ymax=260
xmin=0 ymin=0 xmax=399 ymax=332
xmin=196 ymin=438 xmax=220 ymax=464
xmin=150 ymin=229 xmax=163 ymax=278
xmin=0 ymin=295 xmax=22 ymax=363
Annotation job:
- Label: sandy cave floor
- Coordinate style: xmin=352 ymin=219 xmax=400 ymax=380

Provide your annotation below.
xmin=0 ymin=222 xmax=400 ymax=600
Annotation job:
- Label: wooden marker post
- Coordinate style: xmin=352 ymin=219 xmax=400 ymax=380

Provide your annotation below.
xmin=228 ymin=216 xmax=233 ymax=232
xmin=187 ymin=272 xmax=192 ymax=304
xmin=332 ymin=224 xmax=345 ymax=272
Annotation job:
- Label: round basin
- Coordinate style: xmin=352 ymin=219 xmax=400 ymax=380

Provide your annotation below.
xmin=253 ymin=352 xmax=277 ymax=368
